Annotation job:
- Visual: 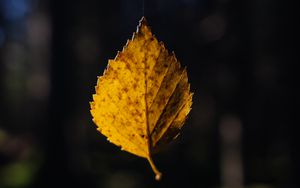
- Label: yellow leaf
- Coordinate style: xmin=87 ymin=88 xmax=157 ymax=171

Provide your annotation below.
xmin=90 ymin=17 xmax=193 ymax=180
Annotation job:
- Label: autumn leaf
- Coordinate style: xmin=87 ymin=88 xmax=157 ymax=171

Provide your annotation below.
xmin=90 ymin=17 xmax=193 ymax=180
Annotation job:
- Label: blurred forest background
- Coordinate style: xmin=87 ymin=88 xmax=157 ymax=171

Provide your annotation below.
xmin=0 ymin=0 xmax=297 ymax=188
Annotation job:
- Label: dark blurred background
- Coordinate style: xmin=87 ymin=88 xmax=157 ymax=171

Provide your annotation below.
xmin=0 ymin=0 xmax=297 ymax=188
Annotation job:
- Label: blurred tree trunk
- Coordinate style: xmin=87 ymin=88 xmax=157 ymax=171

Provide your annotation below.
xmin=34 ymin=0 xmax=78 ymax=187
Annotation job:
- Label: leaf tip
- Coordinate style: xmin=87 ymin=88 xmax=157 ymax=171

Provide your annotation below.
xmin=139 ymin=16 xmax=148 ymax=25
xmin=137 ymin=16 xmax=151 ymax=35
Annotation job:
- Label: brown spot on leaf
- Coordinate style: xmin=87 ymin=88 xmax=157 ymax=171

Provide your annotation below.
xmin=125 ymin=63 xmax=131 ymax=70
xmin=122 ymin=87 xmax=129 ymax=93
xmin=134 ymin=99 xmax=140 ymax=106
xmin=133 ymin=83 xmax=138 ymax=89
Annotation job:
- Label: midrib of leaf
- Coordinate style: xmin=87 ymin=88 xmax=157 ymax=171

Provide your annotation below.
xmin=142 ymin=34 xmax=162 ymax=180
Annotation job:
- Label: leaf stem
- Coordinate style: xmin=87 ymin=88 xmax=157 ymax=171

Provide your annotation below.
xmin=147 ymin=156 xmax=162 ymax=181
